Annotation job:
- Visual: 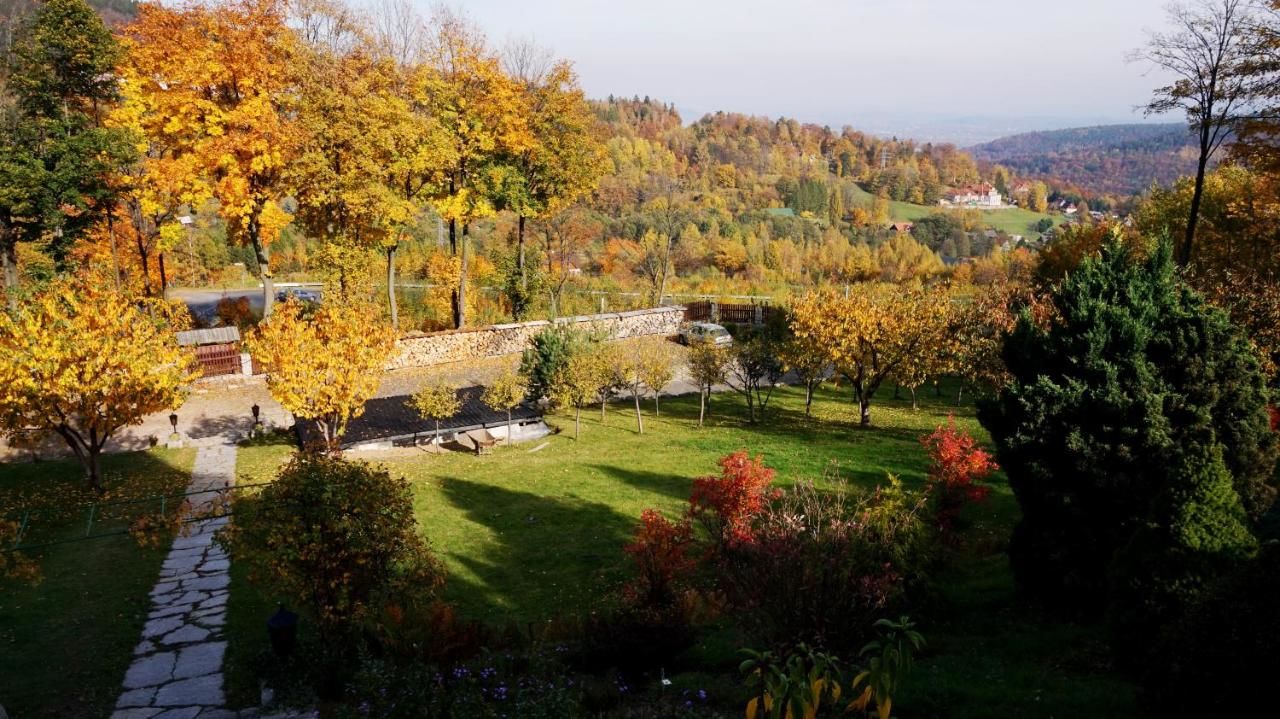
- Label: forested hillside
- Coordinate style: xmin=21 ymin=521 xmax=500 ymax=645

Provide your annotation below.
xmin=970 ymin=123 xmax=1199 ymax=197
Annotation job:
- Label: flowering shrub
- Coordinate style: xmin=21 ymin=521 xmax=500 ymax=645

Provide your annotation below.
xmin=689 ymin=451 xmax=779 ymax=548
xmin=921 ymin=417 xmax=997 ymax=531
xmin=623 ymin=509 xmax=695 ymax=609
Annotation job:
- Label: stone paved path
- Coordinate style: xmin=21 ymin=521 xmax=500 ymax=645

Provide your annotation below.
xmin=114 ymin=445 xmax=237 ymax=719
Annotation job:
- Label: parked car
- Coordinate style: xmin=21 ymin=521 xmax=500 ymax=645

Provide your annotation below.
xmin=275 ymin=287 xmax=322 ymax=305
xmin=679 ymin=322 xmax=733 ymax=347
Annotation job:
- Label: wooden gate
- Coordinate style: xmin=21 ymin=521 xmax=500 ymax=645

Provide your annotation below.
xmin=193 ymin=343 xmax=242 ymax=377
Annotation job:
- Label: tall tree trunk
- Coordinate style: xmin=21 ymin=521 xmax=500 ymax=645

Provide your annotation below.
xmin=1 ymin=236 xmax=18 ymax=312
xmin=507 ymin=409 xmax=513 ymax=444
xmin=517 ymin=214 xmax=527 ymax=291
xmin=575 ymin=404 xmax=581 ymax=440
xmin=957 ymin=385 xmax=965 ymax=404
xmin=158 ymin=252 xmax=169 ymax=301
xmin=654 ymin=393 xmax=660 ymax=417
xmin=859 ymin=394 xmax=872 ymax=427
xmin=698 ymin=388 xmax=706 ymax=427
xmin=453 ymin=224 xmax=469 ymax=329
xmin=600 ymin=397 xmax=607 ymax=422
xmin=633 ymin=388 xmax=644 ymax=434
xmin=1184 ymin=139 xmax=1211 ymax=267
xmin=135 ymin=231 xmax=153 ymax=298
xmin=910 ymin=386 xmax=918 ymax=411
xmin=386 ymin=244 xmax=399 ymax=330
xmin=250 ymin=217 xmax=274 ymax=318
xmin=86 ymin=448 xmax=103 ymax=493
xmin=805 ymin=384 xmax=814 ymax=416
xmin=106 ymin=211 xmax=122 ymax=292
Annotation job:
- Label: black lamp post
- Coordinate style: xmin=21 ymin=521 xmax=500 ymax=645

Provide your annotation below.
xmin=168 ymin=413 xmax=180 ymax=443
xmin=251 ymin=404 xmax=264 ymax=438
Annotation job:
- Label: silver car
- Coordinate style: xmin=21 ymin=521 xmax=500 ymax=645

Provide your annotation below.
xmin=680 ymin=322 xmax=733 ymax=347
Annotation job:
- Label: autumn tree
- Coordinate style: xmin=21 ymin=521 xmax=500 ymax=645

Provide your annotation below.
xmin=291 ymin=14 xmax=438 ymax=329
xmin=726 ymin=334 xmax=784 ymax=424
xmin=0 ymin=283 xmax=195 ymax=490
xmin=612 ymin=342 xmax=649 ymax=434
xmin=422 ymin=8 xmax=532 ymax=328
xmin=412 ymin=382 xmax=461 ymax=445
xmin=777 ymin=329 xmax=829 ymax=417
xmin=541 ymin=208 xmax=600 ymax=318
xmin=1132 ymin=0 xmax=1262 ymax=266
xmin=552 ymin=342 xmax=609 ymax=440
xmin=498 ymin=41 xmax=607 ymax=296
xmin=247 ymin=298 xmax=395 ymax=449
xmin=482 ymin=369 xmax=527 ymax=442
xmin=687 ymin=341 xmax=730 ymax=427
xmin=636 ymin=337 xmax=678 ymax=416
xmin=790 ymin=286 xmax=950 ymax=427
xmin=125 ymin=0 xmax=303 ymax=318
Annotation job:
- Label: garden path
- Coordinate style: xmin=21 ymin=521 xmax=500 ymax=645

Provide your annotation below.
xmin=112 ymin=444 xmax=238 ymax=719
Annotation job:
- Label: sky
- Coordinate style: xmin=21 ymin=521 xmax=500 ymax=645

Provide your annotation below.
xmin=430 ymin=0 xmax=1179 ymax=143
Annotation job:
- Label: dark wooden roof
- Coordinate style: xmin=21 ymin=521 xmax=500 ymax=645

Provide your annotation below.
xmin=296 ymin=386 xmax=542 ymax=447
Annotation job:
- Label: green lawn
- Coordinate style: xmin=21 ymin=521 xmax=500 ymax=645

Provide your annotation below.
xmin=229 ymin=383 xmax=1134 ymax=716
xmin=0 ymin=448 xmax=195 ymax=719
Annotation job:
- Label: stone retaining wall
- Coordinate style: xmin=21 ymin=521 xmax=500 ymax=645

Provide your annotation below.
xmin=387 ymin=306 xmax=685 ymax=370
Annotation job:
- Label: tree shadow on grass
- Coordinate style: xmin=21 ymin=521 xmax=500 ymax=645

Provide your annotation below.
xmin=434 ymin=476 xmax=639 ymax=624
xmin=584 ymin=464 xmax=695 ymax=504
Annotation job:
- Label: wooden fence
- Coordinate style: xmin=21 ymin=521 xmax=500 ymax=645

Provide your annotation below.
xmin=193 ymin=343 xmax=242 ymax=377
xmin=683 ymin=301 xmax=781 ymax=326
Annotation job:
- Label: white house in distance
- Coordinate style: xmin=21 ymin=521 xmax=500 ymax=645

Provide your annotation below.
xmin=940 ymin=183 xmax=1006 ymax=209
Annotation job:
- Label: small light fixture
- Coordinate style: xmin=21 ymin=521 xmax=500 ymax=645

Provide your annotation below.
xmin=168 ymin=413 xmax=178 ymax=433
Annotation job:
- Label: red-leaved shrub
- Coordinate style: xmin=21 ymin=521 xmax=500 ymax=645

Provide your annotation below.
xmin=623 ymin=509 xmax=695 ymax=609
xmin=1269 ymin=405 xmax=1279 ymax=432
xmin=688 ymin=450 xmax=779 ymax=548
xmin=921 ymin=417 xmax=998 ymax=531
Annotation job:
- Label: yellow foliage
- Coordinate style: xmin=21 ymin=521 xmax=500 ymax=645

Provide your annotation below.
xmin=0 ymin=283 xmax=196 ymax=489
xmin=246 ymin=298 xmax=395 ymax=448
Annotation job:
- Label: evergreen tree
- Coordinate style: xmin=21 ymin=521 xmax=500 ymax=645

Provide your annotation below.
xmin=978 ymin=240 xmax=1277 ymax=609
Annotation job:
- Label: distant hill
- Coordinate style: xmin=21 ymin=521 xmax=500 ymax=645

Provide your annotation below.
xmin=970 ymin=123 xmax=1200 ymax=197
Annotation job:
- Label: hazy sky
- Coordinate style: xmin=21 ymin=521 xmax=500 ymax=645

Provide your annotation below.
xmin=435 ymin=0 xmax=1179 ymax=140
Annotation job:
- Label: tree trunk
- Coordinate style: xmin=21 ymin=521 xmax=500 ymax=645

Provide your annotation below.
xmin=250 ymin=223 xmax=274 ymax=318
xmin=106 ymin=211 xmax=122 ymax=292
xmin=859 ymin=395 xmax=872 ymax=427
xmin=699 ymin=388 xmax=706 ymax=427
xmin=454 ymin=224 xmax=469 ymax=329
xmin=1 ymin=237 xmax=18 ymax=312
xmin=910 ymin=386 xmax=918 ymax=411
xmin=1184 ymin=134 xmax=1212 ymax=267
xmin=654 ymin=393 xmax=660 ymax=417
xmin=86 ymin=448 xmax=103 ymax=493
xmin=894 ymin=382 xmax=901 ymax=399
xmin=158 ymin=252 xmax=169 ymax=301
xmin=517 ymin=214 xmax=527 ymax=291
xmin=435 ymin=418 xmax=441 ymax=445
xmin=575 ymin=404 xmax=581 ymax=440
xmin=135 ymin=230 xmax=153 ymax=298
xmin=633 ymin=388 xmax=644 ymax=434
xmin=386 ymin=244 xmax=399 ymax=330
xmin=507 ymin=408 xmax=513 ymax=444
xmin=934 ymin=381 xmax=942 ymax=397
xmin=805 ymin=384 xmax=814 ymax=416
xmin=600 ymin=397 xmax=607 ymax=422
xmin=957 ymin=385 xmax=965 ymax=404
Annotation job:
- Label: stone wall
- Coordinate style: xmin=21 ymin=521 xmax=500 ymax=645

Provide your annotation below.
xmin=387 ymin=306 xmax=685 ymax=370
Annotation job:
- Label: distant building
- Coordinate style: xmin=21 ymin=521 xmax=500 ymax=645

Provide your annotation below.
xmin=941 ymin=184 xmax=1004 ymax=209
xmin=887 ymin=222 xmax=915 ymax=234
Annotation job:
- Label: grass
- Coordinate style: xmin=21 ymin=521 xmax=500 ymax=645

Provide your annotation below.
xmin=848 ymin=184 xmax=1063 ymax=239
xmin=0 ymin=448 xmax=196 ymax=719
xmin=228 ymin=382 xmax=1135 ymax=716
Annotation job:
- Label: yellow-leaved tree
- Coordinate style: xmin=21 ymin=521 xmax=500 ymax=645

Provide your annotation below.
xmin=482 ymin=369 xmax=527 ymax=442
xmin=411 ymin=382 xmax=461 ymax=445
xmin=790 ymin=286 xmax=950 ymax=426
xmin=247 ymin=298 xmax=395 ymax=449
xmin=123 ymin=0 xmax=303 ymax=318
xmin=0 ymin=283 xmax=196 ymax=490
xmin=420 ymin=8 xmax=533 ymax=328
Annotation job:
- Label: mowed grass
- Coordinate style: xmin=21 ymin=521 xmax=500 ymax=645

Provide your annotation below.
xmin=230 ymin=382 xmax=1134 ymax=716
xmin=0 ymin=448 xmax=196 ymax=719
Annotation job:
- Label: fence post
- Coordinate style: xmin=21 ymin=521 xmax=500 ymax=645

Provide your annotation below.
xmin=754 ymin=304 xmax=763 ymax=326
xmin=240 ymin=352 xmax=253 ymax=376
xmin=710 ymin=301 xmax=719 ymax=323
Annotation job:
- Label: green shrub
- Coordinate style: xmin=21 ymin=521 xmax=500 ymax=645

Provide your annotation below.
xmin=220 ymin=454 xmax=444 ymax=666
xmin=520 ymin=323 xmax=587 ymax=402
xmin=1105 ymin=437 xmax=1257 ymax=669
xmin=979 ymin=240 xmax=1277 ymax=609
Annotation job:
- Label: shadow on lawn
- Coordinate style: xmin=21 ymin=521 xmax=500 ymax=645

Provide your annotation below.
xmin=436 ymin=476 xmax=639 ymax=621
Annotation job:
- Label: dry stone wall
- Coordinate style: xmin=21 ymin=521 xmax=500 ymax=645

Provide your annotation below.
xmin=388 ymin=306 xmax=685 ymax=370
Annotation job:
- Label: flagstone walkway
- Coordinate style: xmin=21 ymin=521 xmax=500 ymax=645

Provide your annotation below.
xmin=113 ymin=445 xmax=237 ymax=719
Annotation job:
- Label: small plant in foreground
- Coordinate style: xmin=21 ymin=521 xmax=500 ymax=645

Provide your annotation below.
xmin=920 ymin=417 xmax=997 ymax=531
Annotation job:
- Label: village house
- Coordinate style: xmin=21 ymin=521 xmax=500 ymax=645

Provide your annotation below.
xmin=940 ymin=183 xmax=1005 ymax=208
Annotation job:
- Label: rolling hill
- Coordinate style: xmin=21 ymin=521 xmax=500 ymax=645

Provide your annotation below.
xmin=970 ymin=123 xmax=1200 ymax=197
